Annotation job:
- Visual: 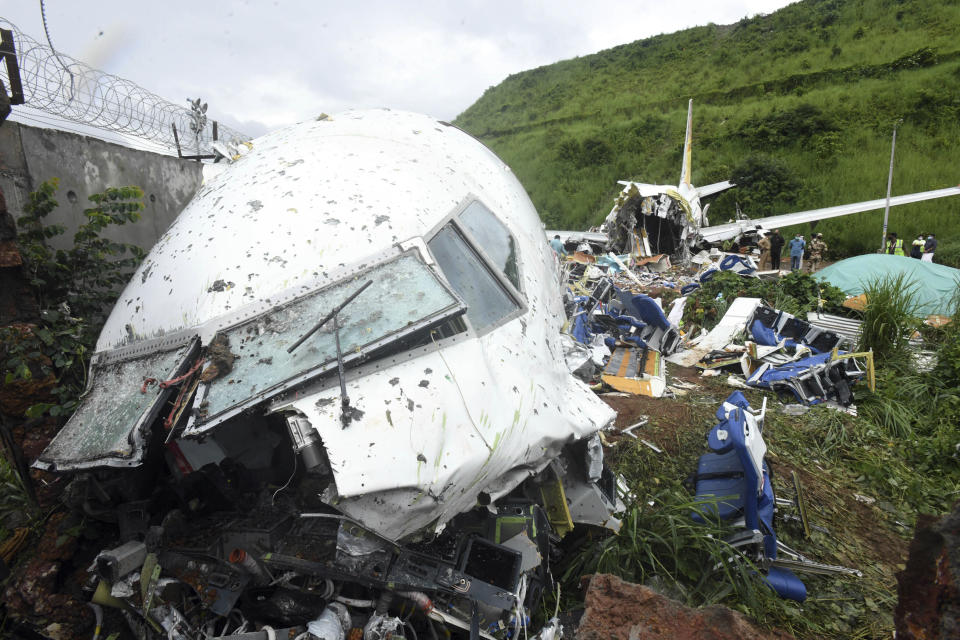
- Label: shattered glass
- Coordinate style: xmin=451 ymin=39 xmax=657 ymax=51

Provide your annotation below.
xmin=458 ymin=200 xmax=521 ymax=290
xmin=428 ymin=224 xmax=520 ymax=330
xmin=196 ymin=252 xmax=461 ymax=423
xmin=38 ymin=343 xmax=194 ymax=468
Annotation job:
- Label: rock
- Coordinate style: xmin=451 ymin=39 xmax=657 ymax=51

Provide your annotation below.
xmin=895 ymin=501 xmax=960 ymax=639
xmin=576 ymin=573 xmax=794 ymax=640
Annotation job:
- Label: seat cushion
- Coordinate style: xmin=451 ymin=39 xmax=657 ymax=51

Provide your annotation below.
xmin=692 ymin=475 xmax=746 ymax=522
xmin=696 ymin=450 xmax=743 ymax=479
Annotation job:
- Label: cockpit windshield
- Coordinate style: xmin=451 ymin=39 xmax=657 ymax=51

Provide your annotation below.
xmin=39 ymin=249 xmax=467 ymax=469
xmin=186 ymin=250 xmax=464 ymax=433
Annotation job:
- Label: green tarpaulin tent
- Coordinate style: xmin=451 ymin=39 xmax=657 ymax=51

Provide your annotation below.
xmin=815 ymin=254 xmax=960 ymax=316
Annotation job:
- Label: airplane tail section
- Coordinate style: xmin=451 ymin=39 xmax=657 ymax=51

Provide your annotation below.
xmin=680 ymin=99 xmax=693 ymax=187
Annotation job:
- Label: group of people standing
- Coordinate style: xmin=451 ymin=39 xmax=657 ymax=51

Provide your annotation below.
xmin=885 ymin=232 xmax=936 ymax=261
xmin=757 ymin=229 xmax=827 ymax=272
xmin=890 ymin=232 xmax=937 ymax=262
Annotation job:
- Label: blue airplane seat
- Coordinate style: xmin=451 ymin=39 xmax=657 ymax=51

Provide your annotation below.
xmin=691 ymin=392 xmax=808 ymax=602
xmin=696 ymin=449 xmax=743 ymax=479
xmin=692 ymin=474 xmax=747 ymax=523
xmin=692 ymin=452 xmax=771 ymax=524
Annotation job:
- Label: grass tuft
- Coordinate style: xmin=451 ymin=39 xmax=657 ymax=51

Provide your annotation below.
xmin=855 ymin=273 xmax=919 ymax=365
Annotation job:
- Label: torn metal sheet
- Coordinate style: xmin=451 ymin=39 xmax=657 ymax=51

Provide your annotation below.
xmin=668 ymin=298 xmax=762 ymax=367
xmin=273 ymin=334 xmax=610 ymax=539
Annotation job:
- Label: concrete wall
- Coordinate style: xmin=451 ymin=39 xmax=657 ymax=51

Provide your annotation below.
xmin=0 ymin=122 xmax=203 ymax=251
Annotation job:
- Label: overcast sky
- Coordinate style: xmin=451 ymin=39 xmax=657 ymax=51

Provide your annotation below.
xmin=3 ymin=1 xmax=795 ymax=139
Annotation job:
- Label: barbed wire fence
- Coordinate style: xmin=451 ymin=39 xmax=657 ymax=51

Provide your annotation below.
xmin=0 ymin=17 xmax=247 ymax=157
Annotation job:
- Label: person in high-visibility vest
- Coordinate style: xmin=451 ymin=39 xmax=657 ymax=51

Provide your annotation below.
xmin=886 ymin=232 xmax=905 ymax=256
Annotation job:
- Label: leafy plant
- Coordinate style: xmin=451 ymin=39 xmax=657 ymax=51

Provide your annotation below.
xmin=855 ymin=273 xmax=919 ymax=365
xmin=682 ymin=271 xmax=848 ymax=331
xmin=0 ymin=454 xmax=33 ymax=540
xmin=934 ymin=239 xmax=960 ymax=269
xmin=1 ymin=179 xmax=145 ymax=418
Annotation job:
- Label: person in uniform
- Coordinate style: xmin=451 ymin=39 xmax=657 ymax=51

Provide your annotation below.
xmin=788 ymin=233 xmax=806 ymax=271
xmin=807 ymin=233 xmax=827 ymax=272
xmin=911 ymin=235 xmax=925 ymax=259
xmin=757 ymin=231 xmax=772 ymax=270
xmin=922 ymin=234 xmax=937 ymax=263
xmin=886 ymin=232 xmax=905 ymax=256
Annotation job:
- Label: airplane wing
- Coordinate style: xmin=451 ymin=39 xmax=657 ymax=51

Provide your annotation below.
xmin=699 ymin=186 xmax=960 ymax=243
xmin=696 ymin=180 xmax=735 ymax=199
xmin=616 ymin=181 xmax=673 ymax=198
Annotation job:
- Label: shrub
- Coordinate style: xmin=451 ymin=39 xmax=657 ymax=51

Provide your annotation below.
xmin=855 ymin=273 xmax=919 ymax=365
xmin=1 ymin=179 xmax=145 ymax=418
xmin=934 ymin=239 xmax=960 ymax=269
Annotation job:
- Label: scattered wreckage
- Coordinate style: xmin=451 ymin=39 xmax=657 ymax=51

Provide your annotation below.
xmin=34 ymin=110 xmax=624 ymax=639
xmin=553 ymin=242 xmax=866 ymax=599
xmin=555 ymin=236 xmax=874 ymax=410
xmin=548 ymin=100 xmax=960 ymax=258
xmin=24 ymin=108 xmax=885 ymax=638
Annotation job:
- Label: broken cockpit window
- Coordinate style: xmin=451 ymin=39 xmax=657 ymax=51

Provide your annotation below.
xmin=457 ymin=200 xmax=521 ymax=290
xmin=428 ymin=223 xmax=521 ymax=332
xmin=185 ymin=250 xmax=464 ymax=434
xmin=35 ymin=338 xmax=199 ymax=471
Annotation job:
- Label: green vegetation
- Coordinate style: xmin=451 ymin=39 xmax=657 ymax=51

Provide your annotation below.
xmin=454 ymin=0 xmax=960 ymax=258
xmin=681 ymin=270 xmax=848 ymax=330
xmin=855 ymin=273 xmax=919 ymax=364
xmin=0 ymin=179 xmax=145 ymax=418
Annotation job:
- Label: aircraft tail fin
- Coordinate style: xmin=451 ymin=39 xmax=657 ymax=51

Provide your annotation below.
xmin=680 ymin=99 xmax=693 ymax=187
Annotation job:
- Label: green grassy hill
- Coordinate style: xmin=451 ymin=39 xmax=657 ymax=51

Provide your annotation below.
xmin=453 ymin=0 xmax=960 ymax=260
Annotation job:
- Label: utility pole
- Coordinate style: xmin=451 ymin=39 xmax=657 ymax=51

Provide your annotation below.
xmin=879 ymin=120 xmax=901 ymax=252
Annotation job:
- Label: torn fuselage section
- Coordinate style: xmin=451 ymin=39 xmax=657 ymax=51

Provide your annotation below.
xmin=605 ymin=184 xmax=694 ymax=256
xmin=36 ymin=251 xmax=620 ymax=638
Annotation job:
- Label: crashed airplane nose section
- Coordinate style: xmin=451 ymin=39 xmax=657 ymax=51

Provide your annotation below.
xmin=36 ymin=109 xmax=615 ymax=544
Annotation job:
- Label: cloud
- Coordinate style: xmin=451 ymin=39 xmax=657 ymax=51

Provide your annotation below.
xmin=2 ymin=0 xmax=797 ymax=140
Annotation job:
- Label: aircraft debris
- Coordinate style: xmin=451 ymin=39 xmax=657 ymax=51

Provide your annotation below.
xmin=691 ymin=392 xmax=861 ymax=601
xmin=549 ymin=100 xmax=960 ymax=257
xmin=30 ymin=110 xmax=624 ymax=640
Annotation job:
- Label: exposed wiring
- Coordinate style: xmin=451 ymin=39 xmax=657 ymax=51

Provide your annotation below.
xmin=270 ymin=450 xmax=298 ymax=505
xmin=141 ymin=357 xmax=206 ymax=392
xmin=320 ymin=578 xmax=335 ymax=599
xmin=86 ymin=603 xmax=103 ymax=640
xmin=404 ymin=620 xmax=419 ymax=640
xmin=553 ymin=583 xmax=561 ymax=620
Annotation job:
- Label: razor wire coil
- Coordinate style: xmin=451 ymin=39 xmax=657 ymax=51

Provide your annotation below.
xmin=0 ymin=18 xmax=247 ymax=154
